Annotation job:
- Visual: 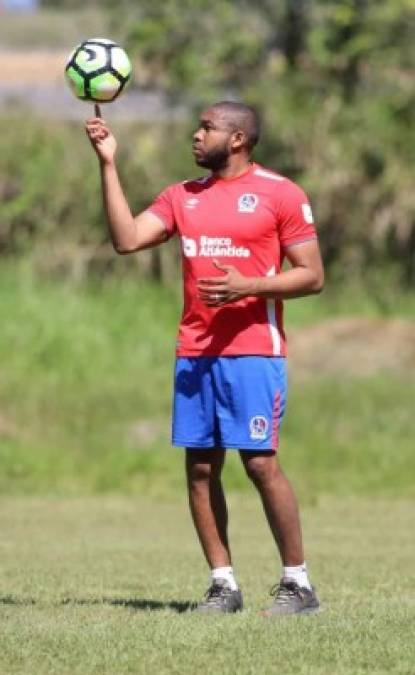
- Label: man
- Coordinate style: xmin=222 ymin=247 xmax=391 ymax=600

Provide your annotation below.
xmin=85 ymin=101 xmax=324 ymax=615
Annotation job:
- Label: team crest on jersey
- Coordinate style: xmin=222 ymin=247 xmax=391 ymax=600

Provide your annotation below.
xmin=238 ymin=193 xmax=258 ymax=213
xmin=249 ymin=416 xmax=269 ymax=440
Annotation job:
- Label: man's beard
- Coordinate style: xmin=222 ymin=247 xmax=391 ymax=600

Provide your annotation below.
xmin=194 ymin=145 xmax=230 ymax=172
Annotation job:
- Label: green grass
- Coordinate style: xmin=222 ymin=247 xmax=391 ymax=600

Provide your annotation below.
xmin=1 ymin=265 xmax=415 ymax=497
xmin=0 ymin=268 xmax=178 ymax=494
xmin=284 ymin=272 xmax=415 ymax=326
xmin=1 ymin=267 xmax=414 ymax=672
xmin=0 ymin=495 xmax=414 ymax=674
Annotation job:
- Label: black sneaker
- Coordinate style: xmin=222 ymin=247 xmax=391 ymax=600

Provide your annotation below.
xmin=262 ymin=578 xmax=320 ymax=616
xmin=195 ymin=578 xmax=243 ymax=614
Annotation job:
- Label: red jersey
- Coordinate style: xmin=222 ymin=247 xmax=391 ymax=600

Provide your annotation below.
xmin=147 ymin=162 xmax=317 ymax=357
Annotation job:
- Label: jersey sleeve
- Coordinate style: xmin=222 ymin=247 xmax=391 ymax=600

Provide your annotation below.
xmin=277 ymin=182 xmax=317 ymax=248
xmin=146 ymin=185 xmax=177 ymax=237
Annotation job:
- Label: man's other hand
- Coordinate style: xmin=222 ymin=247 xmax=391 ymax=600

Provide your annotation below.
xmin=197 ymin=259 xmax=255 ymax=307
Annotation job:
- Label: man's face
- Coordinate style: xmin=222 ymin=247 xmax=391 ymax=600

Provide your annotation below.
xmin=192 ymin=108 xmax=235 ymax=171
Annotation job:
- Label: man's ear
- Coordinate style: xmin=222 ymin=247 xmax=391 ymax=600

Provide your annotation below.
xmin=231 ymin=129 xmax=246 ymax=150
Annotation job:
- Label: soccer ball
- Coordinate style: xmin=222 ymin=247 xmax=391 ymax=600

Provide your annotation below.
xmin=65 ymin=38 xmax=132 ymax=103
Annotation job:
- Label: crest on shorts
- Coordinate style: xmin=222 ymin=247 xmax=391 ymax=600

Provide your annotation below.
xmin=249 ymin=415 xmax=269 ymax=440
xmin=238 ymin=193 xmax=258 ymax=213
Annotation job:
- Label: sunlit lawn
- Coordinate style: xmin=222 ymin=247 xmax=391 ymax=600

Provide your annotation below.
xmin=0 ymin=495 xmax=413 ymax=674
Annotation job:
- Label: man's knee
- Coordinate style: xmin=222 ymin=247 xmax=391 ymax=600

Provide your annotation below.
xmin=242 ymin=453 xmax=278 ymax=486
xmin=187 ymin=461 xmax=213 ymax=484
xmin=186 ymin=450 xmax=224 ymax=484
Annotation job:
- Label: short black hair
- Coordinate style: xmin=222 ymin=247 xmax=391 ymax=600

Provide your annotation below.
xmin=211 ymin=101 xmax=261 ymax=152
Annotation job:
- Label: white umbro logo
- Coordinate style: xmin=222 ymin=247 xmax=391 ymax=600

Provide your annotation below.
xmin=185 ymin=197 xmax=199 ymax=210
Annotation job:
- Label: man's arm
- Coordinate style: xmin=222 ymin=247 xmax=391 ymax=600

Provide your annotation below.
xmin=253 ymin=239 xmax=324 ymax=298
xmin=197 ymin=239 xmax=324 ymax=307
xmin=85 ymin=114 xmax=168 ymax=254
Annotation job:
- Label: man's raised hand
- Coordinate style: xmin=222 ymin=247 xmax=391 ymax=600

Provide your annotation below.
xmin=85 ymin=113 xmax=117 ymax=165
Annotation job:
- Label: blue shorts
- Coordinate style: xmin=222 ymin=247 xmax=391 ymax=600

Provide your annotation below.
xmin=172 ymin=356 xmax=287 ymax=451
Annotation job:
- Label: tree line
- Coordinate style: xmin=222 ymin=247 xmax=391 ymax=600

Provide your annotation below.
xmin=1 ymin=0 xmax=414 ymax=286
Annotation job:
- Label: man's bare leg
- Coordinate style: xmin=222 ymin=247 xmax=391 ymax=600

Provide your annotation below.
xmin=186 ymin=448 xmax=243 ymax=613
xmin=185 ymin=447 xmax=230 ymax=568
xmin=239 ymin=451 xmax=320 ymax=614
xmin=239 ymin=451 xmax=303 ymax=565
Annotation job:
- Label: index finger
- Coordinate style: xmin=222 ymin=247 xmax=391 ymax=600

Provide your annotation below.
xmin=85 ymin=118 xmax=106 ymax=126
xmin=197 ymin=277 xmax=227 ymax=286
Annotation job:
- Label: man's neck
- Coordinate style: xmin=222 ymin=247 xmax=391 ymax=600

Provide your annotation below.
xmin=214 ymin=155 xmax=252 ymax=180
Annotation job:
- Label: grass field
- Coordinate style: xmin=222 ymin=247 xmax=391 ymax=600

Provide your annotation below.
xmin=0 ymin=495 xmax=414 ymax=674
xmin=1 ymin=268 xmax=414 ymax=672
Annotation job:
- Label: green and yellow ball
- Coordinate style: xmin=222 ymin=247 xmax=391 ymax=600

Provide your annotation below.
xmin=65 ymin=38 xmax=132 ymax=103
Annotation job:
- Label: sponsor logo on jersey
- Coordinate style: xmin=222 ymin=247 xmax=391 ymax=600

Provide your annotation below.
xmin=181 ymin=235 xmax=250 ymax=258
xmin=249 ymin=415 xmax=269 ymax=440
xmin=182 ymin=236 xmax=198 ymax=257
xmin=301 ymin=203 xmax=314 ymax=224
xmin=238 ymin=193 xmax=259 ymax=213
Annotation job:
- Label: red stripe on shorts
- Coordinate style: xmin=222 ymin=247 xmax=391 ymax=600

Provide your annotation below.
xmin=271 ymin=390 xmax=281 ymax=450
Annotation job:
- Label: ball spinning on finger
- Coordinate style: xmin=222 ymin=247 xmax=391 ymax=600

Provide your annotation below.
xmin=65 ymin=38 xmax=132 ymax=103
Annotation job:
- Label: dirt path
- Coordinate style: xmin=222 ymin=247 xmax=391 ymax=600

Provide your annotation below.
xmin=0 ymin=49 xmax=66 ymax=83
xmin=289 ymin=317 xmax=415 ymax=378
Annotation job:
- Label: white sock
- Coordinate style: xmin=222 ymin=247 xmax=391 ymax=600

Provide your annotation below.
xmin=211 ymin=566 xmax=238 ymax=591
xmin=283 ymin=562 xmax=312 ymax=590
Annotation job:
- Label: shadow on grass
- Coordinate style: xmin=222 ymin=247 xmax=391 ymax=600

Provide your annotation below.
xmin=65 ymin=598 xmax=197 ymax=613
xmin=0 ymin=596 xmax=36 ymax=606
xmin=0 ymin=596 xmax=196 ymax=613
